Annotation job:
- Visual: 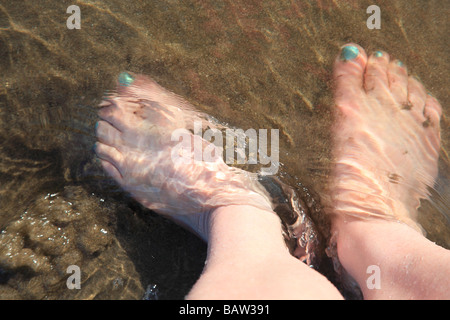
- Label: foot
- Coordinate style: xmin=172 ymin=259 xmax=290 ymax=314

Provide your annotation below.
xmin=329 ymin=43 xmax=442 ymax=232
xmin=328 ymin=44 xmax=446 ymax=299
xmin=94 ymin=72 xmax=274 ymax=241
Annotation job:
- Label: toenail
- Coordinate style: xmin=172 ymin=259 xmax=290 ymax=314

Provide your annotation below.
xmin=95 ymin=121 xmax=99 ymax=130
xmin=374 ymin=51 xmax=383 ymax=57
xmin=396 ymin=60 xmax=404 ymax=67
xmin=118 ymin=72 xmax=135 ymax=86
xmin=340 ymin=46 xmax=359 ymax=61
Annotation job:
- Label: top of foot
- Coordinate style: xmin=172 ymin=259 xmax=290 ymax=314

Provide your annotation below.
xmin=328 ymin=43 xmax=442 ymax=232
xmin=94 ymin=72 xmax=274 ymax=241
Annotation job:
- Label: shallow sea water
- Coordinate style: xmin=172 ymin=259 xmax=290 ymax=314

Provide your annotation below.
xmin=0 ymin=0 xmax=448 ymax=299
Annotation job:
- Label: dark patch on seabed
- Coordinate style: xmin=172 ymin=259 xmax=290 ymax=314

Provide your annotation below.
xmin=0 ymin=0 xmax=449 ymax=299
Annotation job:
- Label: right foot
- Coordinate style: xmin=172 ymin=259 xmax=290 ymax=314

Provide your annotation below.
xmin=94 ymin=72 xmax=274 ymax=241
xmin=329 ymin=43 xmax=442 ymax=232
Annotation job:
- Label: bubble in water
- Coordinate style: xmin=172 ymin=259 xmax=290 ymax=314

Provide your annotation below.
xmin=142 ymin=284 xmax=159 ymax=300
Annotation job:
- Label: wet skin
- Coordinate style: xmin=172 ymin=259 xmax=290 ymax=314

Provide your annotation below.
xmin=94 ymin=43 xmax=449 ymax=299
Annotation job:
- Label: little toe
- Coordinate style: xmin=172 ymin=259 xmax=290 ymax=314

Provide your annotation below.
xmin=387 ymin=59 xmax=409 ymax=107
xmin=333 ymin=43 xmax=368 ymax=107
xmin=94 ymin=142 xmax=124 ymax=173
xmin=425 ymin=94 xmax=442 ymax=118
xmin=422 ymin=95 xmax=442 ymax=154
xmin=423 ymin=94 xmax=442 ymax=130
xmin=364 ymin=50 xmax=390 ymax=96
xmin=407 ymin=77 xmax=428 ymax=123
xmin=96 ymin=120 xmax=123 ymax=147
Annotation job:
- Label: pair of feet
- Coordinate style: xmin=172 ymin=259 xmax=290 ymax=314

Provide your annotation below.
xmin=94 ymin=43 xmax=445 ymax=299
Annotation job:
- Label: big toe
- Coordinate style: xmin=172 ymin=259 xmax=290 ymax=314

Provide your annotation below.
xmin=333 ymin=43 xmax=368 ymax=109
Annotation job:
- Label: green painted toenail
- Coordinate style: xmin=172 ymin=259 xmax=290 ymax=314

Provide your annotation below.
xmin=118 ymin=72 xmax=134 ymax=86
xmin=95 ymin=121 xmax=99 ymax=130
xmin=374 ymin=51 xmax=383 ymax=57
xmin=340 ymin=46 xmax=359 ymax=61
xmin=396 ymin=60 xmax=404 ymax=67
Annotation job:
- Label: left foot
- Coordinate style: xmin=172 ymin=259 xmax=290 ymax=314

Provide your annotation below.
xmin=328 ymin=44 xmax=447 ymax=299
xmin=94 ymin=72 xmax=274 ymax=240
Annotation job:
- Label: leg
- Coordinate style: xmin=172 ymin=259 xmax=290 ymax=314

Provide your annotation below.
xmin=187 ymin=205 xmax=343 ymax=300
xmin=335 ymin=217 xmax=450 ymax=299
xmin=329 ymin=43 xmax=450 ymax=299
xmin=95 ymin=73 xmax=342 ymax=299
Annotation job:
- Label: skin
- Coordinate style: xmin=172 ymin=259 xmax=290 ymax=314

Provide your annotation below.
xmin=187 ymin=205 xmax=343 ymax=299
xmin=94 ymin=43 xmax=449 ymax=300
xmin=329 ymin=43 xmax=449 ymax=299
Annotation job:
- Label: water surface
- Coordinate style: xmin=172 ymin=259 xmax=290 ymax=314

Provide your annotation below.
xmin=0 ymin=0 xmax=448 ymax=299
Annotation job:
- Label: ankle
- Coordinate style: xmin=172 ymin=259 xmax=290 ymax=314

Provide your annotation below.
xmin=207 ymin=205 xmax=289 ymax=262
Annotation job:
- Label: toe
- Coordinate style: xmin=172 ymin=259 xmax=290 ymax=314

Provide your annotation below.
xmin=387 ymin=59 xmax=409 ymax=107
xmin=422 ymin=95 xmax=442 ymax=153
xmin=407 ymin=77 xmax=427 ymax=123
xmin=94 ymin=142 xmax=124 ymax=172
xmin=333 ymin=43 xmax=368 ymax=107
xmin=364 ymin=50 xmax=390 ymax=95
xmin=423 ymin=94 xmax=442 ymax=129
xmin=99 ymin=159 xmax=124 ymax=184
xmin=96 ymin=120 xmax=122 ymax=147
xmin=98 ymin=103 xmax=128 ymax=132
xmin=116 ymin=72 xmax=196 ymax=113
